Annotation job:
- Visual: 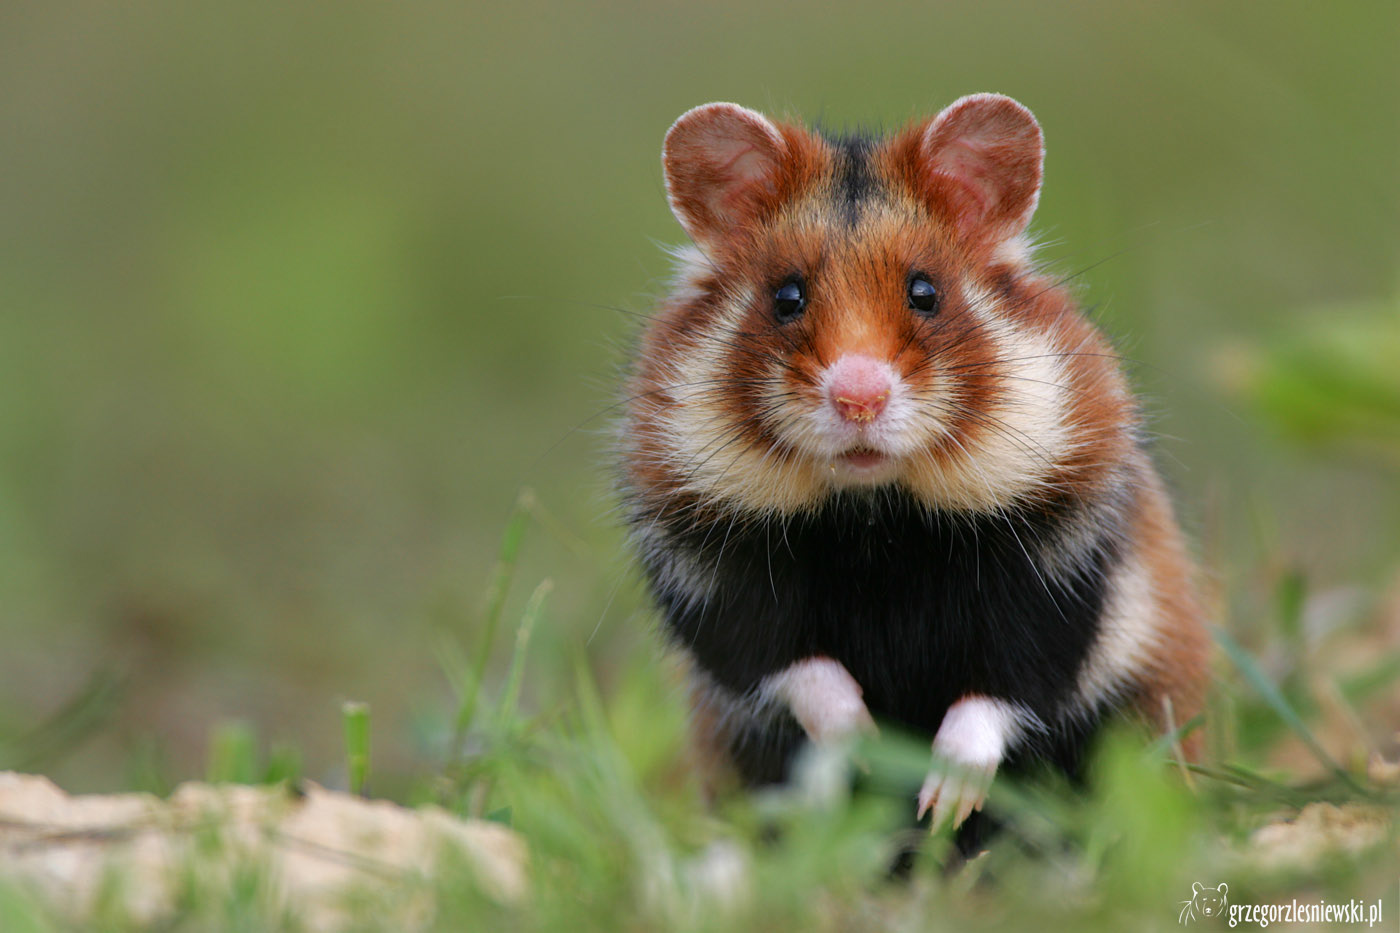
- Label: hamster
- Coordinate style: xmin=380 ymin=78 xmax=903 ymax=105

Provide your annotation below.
xmin=618 ymin=94 xmax=1210 ymax=851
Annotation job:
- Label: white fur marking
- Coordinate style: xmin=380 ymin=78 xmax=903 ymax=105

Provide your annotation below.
xmin=990 ymin=234 xmax=1034 ymax=268
xmin=1073 ymin=546 xmax=1159 ymax=714
xmin=964 ymin=283 xmax=1072 ymax=486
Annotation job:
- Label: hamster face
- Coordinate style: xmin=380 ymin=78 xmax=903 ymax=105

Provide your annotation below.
xmin=627 ymin=97 xmax=1136 ymax=518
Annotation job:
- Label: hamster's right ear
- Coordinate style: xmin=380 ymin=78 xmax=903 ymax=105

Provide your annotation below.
xmin=663 ymin=103 xmax=788 ymax=245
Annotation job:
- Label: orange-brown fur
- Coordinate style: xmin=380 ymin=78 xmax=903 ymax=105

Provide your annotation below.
xmin=1132 ymin=468 xmax=1212 ymax=757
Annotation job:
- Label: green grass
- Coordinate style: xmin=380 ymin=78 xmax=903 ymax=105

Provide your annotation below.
xmin=13 ymin=484 xmax=1395 ymax=931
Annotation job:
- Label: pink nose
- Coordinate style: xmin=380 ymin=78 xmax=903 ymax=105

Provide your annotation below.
xmin=827 ymin=355 xmax=892 ymax=423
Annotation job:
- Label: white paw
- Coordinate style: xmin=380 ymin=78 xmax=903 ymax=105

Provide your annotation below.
xmin=916 ymin=695 xmax=1039 ymax=831
xmin=802 ymin=688 xmax=876 ymax=745
xmin=916 ymin=759 xmax=994 ymax=831
xmin=763 ymin=657 xmax=876 ymax=744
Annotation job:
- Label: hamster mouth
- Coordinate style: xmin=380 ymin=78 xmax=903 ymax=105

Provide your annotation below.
xmin=838 ymin=446 xmax=890 ymax=471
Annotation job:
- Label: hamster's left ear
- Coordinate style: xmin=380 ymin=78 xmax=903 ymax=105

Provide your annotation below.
xmin=907 ymin=94 xmax=1044 ymax=246
xmin=662 ymin=103 xmax=788 ymax=246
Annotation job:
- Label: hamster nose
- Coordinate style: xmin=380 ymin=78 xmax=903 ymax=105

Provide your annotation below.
xmin=827 ymin=355 xmax=893 ymax=423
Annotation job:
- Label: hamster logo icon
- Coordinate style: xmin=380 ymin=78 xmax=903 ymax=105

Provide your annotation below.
xmin=1179 ymin=882 xmax=1228 ymax=923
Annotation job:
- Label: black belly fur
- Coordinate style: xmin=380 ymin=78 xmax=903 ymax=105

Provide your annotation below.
xmin=638 ymin=490 xmax=1122 ymax=785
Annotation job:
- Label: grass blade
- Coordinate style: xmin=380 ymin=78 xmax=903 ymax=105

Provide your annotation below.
xmin=495 ymin=579 xmax=552 ymax=730
xmin=452 ymin=489 xmax=534 ymax=746
xmin=343 ymin=701 xmax=370 ymax=796
xmin=1215 ymin=627 xmax=1366 ymax=793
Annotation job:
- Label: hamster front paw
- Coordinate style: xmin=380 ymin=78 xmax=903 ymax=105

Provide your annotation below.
xmin=763 ymin=657 xmax=876 ymax=744
xmin=918 ymin=695 xmax=1039 ymax=831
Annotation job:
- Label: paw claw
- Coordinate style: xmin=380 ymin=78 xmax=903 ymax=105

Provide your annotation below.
xmin=916 ymin=764 xmax=993 ymax=832
xmin=915 ymin=782 xmax=934 ymax=821
xmin=955 ymin=793 xmax=977 ymax=828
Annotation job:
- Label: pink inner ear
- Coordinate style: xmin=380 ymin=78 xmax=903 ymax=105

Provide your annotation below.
xmin=710 ymin=138 xmax=775 ymax=188
xmin=708 ymin=139 xmax=780 ymax=215
xmin=930 ymin=139 xmax=1002 ymax=233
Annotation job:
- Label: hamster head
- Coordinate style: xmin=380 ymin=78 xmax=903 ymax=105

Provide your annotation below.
xmin=628 ymin=95 xmax=1135 ymax=518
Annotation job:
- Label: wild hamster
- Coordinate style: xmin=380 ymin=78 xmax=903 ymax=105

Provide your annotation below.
xmin=618 ymin=94 xmax=1209 ymax=851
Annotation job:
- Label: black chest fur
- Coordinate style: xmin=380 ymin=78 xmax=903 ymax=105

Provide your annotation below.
xmin=642 ymin=493 xmax=1119 ymax=738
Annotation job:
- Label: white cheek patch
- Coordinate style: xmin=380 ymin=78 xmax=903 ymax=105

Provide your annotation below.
xmin=971 ymin=285 xmax=1073 ymax=488
xmin=649 ymin=249 xmax=829 ymax=515
xmin=761 ymin=657 xmax=875 ymax=743
xmin=903 ymin=282 xmax=1074 ymax=511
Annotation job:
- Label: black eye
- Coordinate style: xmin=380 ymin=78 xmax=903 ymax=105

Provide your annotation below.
xmin=907 ymin=275 xmax=940 ymax=315
xmin=774 ymin=278 xmax=806 ymax=323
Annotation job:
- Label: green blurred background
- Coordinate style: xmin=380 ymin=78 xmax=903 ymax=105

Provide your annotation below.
xmin=1 ymin=0 xmax=1396 ymax=794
